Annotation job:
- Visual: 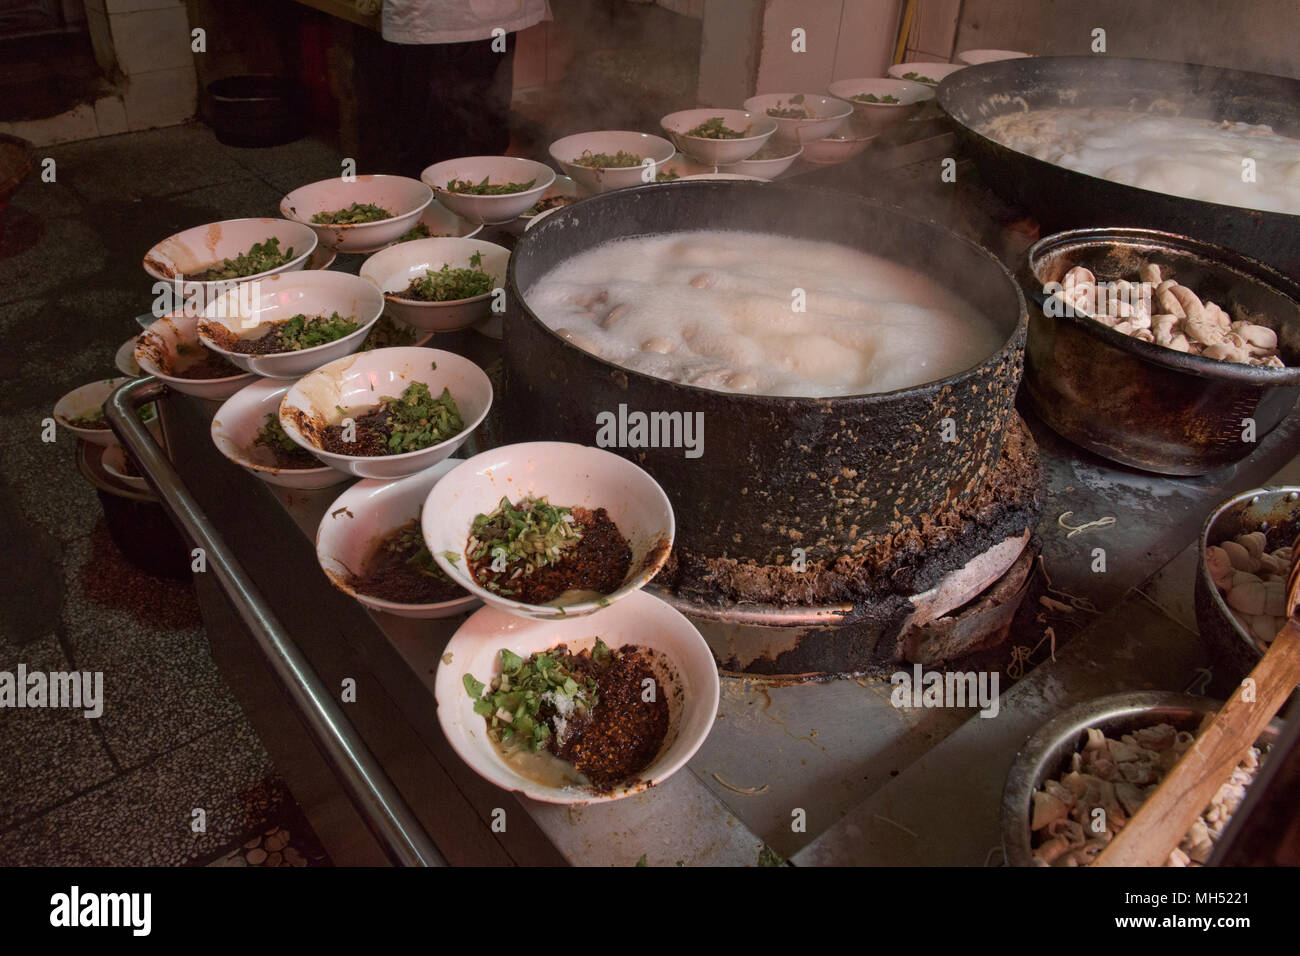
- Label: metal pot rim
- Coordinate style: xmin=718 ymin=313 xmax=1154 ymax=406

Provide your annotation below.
xmin=1197 ymin=484 xmax=1300 ymax=661
xmin=507 ymin=179 xmax=1028 ymax=406
xmin=1000 ymin=690 xmax=1284 ymax=867
xmin=1025 ymin=226 xmax=1300 ymax=385
xmin=937 ymin=55 xmax=1300 ymax=225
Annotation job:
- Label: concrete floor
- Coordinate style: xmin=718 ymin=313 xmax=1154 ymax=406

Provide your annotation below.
xmin=0 ymin=122 xmax=341 ymax=864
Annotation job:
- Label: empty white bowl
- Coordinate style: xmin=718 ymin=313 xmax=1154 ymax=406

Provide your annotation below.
xmin=101 ymin=444 xmax=148 ymax=491
xmin=142 ymin=218 xmax=318 ymax=301
xmin=421 ymin=156 xmax=556 ymax=225
xmin=359 ymin=237 xmax=510 ymax=332
xmin=828 ymin=78 xmax=935 ymax=134
xmin=548 ymin=131 xmax=676 ymax=194
xmin=742 ymin=93 xmax=854 ymax=143
xmin=389 ymin=199 xmax=483 ymax=245
xmin=956 ymin=49 xmax=1030 ymax=65
xmin=198 ymin=270 xmax=385 ymax=380
xmin=424 ymin=441 xmax=675 ymax=621
xmin=134 ymin=312 xmax=255 ymax=400
xmin=719 ymin=142 xmax=803 ymax=179
xmin=279 ymin=347 xmax=492 ymax=480
xmin=435 ymin=589 xmax=718 ymax=804
xmin=211 ymin=379 xmax=349 ymax=489
xmin=54 ymin=378 xmax=157 ymax=448
xmin=887 ymin=61 xmax=965 ymax=85
xmin=659 ymin=109 xmax=777 ymax=166
xmin=280 ymin=175 xmax=434 ymax=253
xmin=316 ymin=459 xmax=480 ymax=619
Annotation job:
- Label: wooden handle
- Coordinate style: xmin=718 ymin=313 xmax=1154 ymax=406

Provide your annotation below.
xmin=1094 ymin=618 xmax=1300 ymax=866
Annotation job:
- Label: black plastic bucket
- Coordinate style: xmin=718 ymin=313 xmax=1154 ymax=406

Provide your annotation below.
xmin=205 ymin=74 xmax=306 ymax=148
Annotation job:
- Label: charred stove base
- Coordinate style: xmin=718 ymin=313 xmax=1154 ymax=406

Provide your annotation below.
xmin=652 ymin=415 xmax=1044 ymax=679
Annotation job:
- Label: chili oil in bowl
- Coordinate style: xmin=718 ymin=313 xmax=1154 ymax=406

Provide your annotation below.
xmin=423 ymin=441 xmax=675 ymax=621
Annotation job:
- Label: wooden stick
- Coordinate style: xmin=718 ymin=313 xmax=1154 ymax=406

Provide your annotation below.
xmin=1095 ymin=542 xmax=1300 ymax=867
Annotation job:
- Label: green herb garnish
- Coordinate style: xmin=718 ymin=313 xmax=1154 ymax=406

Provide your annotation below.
xmin=468 ymin=495 xmax=582 ymax=584
xmin=376 ymin=382 xmax=463 ymax=454
xmin=572 ymin=149 xmax=643 ymax=168
xmin=395 ymin=223 xmax=433 ymax=243
xmin=400 ymin=250 xmax=493 ymax=302
xmin=902 ymin=71 xmax=937 ymax=84
xmin=387 ymin=519 xmax=452 ymax=582
xmin=194 ymin=237 xmax=294 ymax=281
xmin=253 ymin=412 xmax=300 ymax=454
xmin=311 ymin=202 xmax=393 ymax=225
xmin=271 ymin=312 xmax=358 ymax=351
xmin=853 ymin=92 xmax=900 ymax=104
xmin=463 ymin=643 xmax=606 ymax=752
xmin=654 ymin=170 xmax=680 ymax=182
xmin=361 ymin=315 xmax=416 ymax=351
xmin=684 ymin=116 xmax=748 ymax=139
xmin=446 ymin=176 xmax=537 ymax=195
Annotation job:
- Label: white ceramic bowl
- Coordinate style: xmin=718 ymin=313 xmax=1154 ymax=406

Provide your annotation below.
xmin=548 ymin=131 xmax=676 ymax=194
xmin=678 ymin=172 xmax=769 ymax=182
xmin=280 ymin=347 xmax=492 ymax=480
xmin=518 ymin=175 xmax=584 ymax=233
xmin=742 ymin=93 xmax=854 ymax=143
xmin=421 ymin=156 xmax=556 ymax=225
xmin=659 ymin=109 xmax=777 ymax=166
xmin=280 ymin=175 xmax=434 ymax=253
xmin=142 ymin=218 xmax=317 ymax=299
xmin=388 ymin=199 xmax=483 ymax=245
xmin=654 ymin=152 xmax=715 ymax=181
xmin=435 ymin=589 xmax=718 ymax=803
xmin=198 ymin=270 xmax=384 ymax=380
xmin=827 ymin=78 xmax=935 ymax=133
xmin=800 ymin=120 xmax=879 ymax=165
xmin=316 ymin=459 xmax=480 ymax=619
xmin=115 ymin=335 xmax=141 ymax=377
xmin=956 ymin=49 xmax=1030 ymax=66
xmin=54 ymin=378 xmax=156 ymax=448
xmin=361 ymin=314 xmax=435 ymax=351
xmin=210 ymin=379 xmax=349 ymax=489
xmin=101 ymin=444 xmax=148 ymax=491
xmin=359 ymin=237 xmax=510 ymax=332
xmin=424 ymin=441 xmax=675 ymax=621
xmin=887 ymin=61 xmax=966 ymax=85
xmin=134 ymin=312 xmax=255 ymax=400
xmin=719 ymin=142 xmax=803 ymax=179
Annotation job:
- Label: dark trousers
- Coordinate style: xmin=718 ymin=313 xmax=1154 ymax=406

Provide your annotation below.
xmin=376 ymin=33 xmax=516 ymax=179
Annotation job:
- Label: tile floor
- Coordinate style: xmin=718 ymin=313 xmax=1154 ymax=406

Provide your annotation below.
xmin=0 ymin=123 xmax=343 ymax=865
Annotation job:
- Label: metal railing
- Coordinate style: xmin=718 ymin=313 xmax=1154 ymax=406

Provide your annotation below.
xmin=106 ymin=376 xmax=446 ymax=867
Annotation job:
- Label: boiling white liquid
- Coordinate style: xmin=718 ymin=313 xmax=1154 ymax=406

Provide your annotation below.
xmin=979 ymin=108 xmax=1300 ymax=215
xmin=525 ymin=231 xmax=1002 ymax=397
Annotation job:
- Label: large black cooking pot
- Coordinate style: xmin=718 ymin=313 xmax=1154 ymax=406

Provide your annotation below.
xmin=938 ymin=56 xmax=1300 ymax=278
xmin=504 ymin=181 xmax=1027 ymax=566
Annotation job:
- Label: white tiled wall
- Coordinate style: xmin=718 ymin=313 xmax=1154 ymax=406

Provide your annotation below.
xmin=1 ymin=0 xmax=197 ymax=145
xmin=906 ymin=0 xmax=959 ymax=61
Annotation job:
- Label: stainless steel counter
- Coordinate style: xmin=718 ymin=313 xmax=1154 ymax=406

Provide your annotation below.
xmin=116 ymin=129 xmax=1300 ymax=866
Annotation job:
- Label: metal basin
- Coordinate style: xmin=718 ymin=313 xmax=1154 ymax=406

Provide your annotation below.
xmin=1001 ymin=691 xmax=1282 ymax=867
xmin=1023 ymin=227 xmax=1300 ymax=474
